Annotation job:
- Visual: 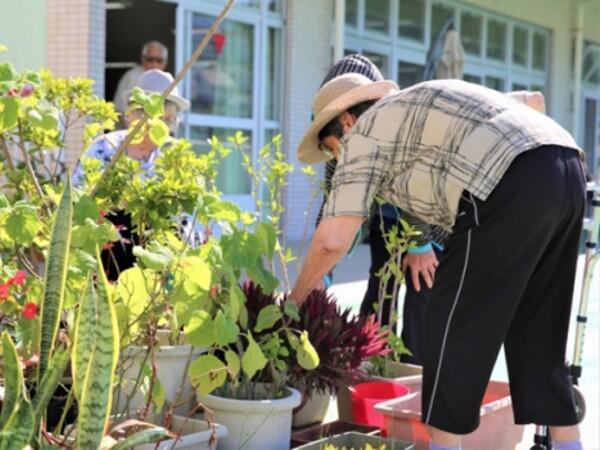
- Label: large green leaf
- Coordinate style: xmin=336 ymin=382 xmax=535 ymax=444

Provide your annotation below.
xmin=132 ymin=243 xmax=173 ymax=270
xmin=188 ymin=354 xmax=227 ymax=395
xmin=0 ymin=399 xmax=34 ymax=450
xmin=183 ymin=310 xmax=215 ymax=348
xmin=0 ymin=332 xmax=22 ymax=429
xmin=75 ymin=250 xmax=119 ymax=450
xmin=0 ymin=62 xmax=16 ymax=82
xmin=148 ymin=119 xmax=169 ymax=147
xmin=72 ymin=278 xmax=97 ymax=400
xmin=241 ymin=333 xmax=267 ymax=380
xmin=32 ymin=345 xmax=70 ymax=423
xmin=225 ymin=350 xmax=241 ymax=378
xmin=5 ymin=202 xmax=42 ymax=246
xmin=73 ymin=195 xmax=100 ymax=226
xmin=214 ymin=310 xmax=239 ymax=346
xmin=254 ymin=305 xmax=282 ymax=333
xmin=255 ymin=223 xmax=277 ymax=259
xmin=38 ymin=178 xmax=73 ymax=382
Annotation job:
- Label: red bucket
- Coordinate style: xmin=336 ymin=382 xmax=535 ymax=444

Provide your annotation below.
xmin=351 ymin=381 xmax=410 ymax=428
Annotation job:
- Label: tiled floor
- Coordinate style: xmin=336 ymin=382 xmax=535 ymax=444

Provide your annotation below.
xmin=288 ymin=243 xmax=600 ymax=449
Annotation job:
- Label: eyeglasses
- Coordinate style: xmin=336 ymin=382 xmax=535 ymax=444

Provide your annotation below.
xmin=144 ymin=56 xmax=165 ymax=64
xmin=318 ymin=142 xmax=335 ymax=159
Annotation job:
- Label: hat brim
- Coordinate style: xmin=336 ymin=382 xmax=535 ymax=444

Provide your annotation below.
xmin=297 ymin=80 xmax=399 ymax=164
xmin=123 ymin=89 xmax=191 ymax=112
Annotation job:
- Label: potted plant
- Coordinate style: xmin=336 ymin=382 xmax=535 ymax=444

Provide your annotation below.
xmin=294 ymin=431 xmax=414 ymax=450
xmin=286 ymin=290 xmax=390 ymax=428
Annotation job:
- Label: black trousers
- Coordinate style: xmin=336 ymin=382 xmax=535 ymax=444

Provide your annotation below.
xmin=359 ymin=215 xmax=437 ymax=365
xmin=422 ymin=146 xmax=585 ymax=434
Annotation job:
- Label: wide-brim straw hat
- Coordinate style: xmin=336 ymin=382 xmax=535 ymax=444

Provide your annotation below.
xmin=297 ymin=73 xmax=399 ymax=163
xmin=124 ymin=69 xmax=190 ymax=112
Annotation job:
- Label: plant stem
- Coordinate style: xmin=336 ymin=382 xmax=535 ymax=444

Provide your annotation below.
xmin=0 ymin=134 xmax=16 ymax=170
xmin=17 ymin=122 xmax=49 ymax=213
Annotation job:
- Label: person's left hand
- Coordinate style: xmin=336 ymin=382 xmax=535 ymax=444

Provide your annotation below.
xmin=402 ymin=250 xmax=439 ymax=292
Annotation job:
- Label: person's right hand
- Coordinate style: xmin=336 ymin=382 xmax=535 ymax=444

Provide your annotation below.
xmin=402 ymin=250 xmax=439 ymax=292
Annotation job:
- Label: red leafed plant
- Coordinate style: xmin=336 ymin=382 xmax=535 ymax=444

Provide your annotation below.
xmin=287 ymin=289 xmax=389 ymax=397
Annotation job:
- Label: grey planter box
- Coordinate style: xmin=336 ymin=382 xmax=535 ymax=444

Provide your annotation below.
xmin=295 ymin=431 xmax=414 ymax=449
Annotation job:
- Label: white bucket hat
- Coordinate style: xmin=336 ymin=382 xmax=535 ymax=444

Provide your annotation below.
xmin=297 ymin=73 xmax=399 ymax=163
xmin=124 ymin=69 xmax=190 ymax=112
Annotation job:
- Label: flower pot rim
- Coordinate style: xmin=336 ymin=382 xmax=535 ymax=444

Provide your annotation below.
xmin=199 ymin=386 xmax=302 ymax=413
xmin=122 ymin=344 xmax=206 ymax=357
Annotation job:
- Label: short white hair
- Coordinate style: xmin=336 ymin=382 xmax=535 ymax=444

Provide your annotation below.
xmin=141 ymin=41 xmax=168 ymax=61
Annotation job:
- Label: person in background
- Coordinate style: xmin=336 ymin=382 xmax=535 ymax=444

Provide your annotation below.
xmin=113 ymin=41 xmax=169 ymax=124
xmin=74 ymin=69 xmax=190 ymax=280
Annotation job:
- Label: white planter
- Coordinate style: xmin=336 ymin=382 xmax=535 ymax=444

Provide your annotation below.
xmin=116 ymin=342 xmax=205 ymax=415
xmin=292 ymin=391 xmax=331 ymax=428
xmin=198 ymin=387 xmax=301 ymax=450
xmin=136 ymin=415 xmax=227 ymax=450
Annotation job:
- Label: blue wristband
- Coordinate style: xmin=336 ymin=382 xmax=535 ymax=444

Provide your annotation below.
xmin=322 ymin=274 xmax=333 ymax=289
xmin=407 ymin=242 xmax=433 ymax=254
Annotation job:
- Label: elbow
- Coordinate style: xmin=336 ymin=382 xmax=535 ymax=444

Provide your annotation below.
xmin=314 ymin=232 xmax=350 ymax=257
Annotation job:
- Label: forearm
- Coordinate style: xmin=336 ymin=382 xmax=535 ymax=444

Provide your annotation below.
xmin=290 ymin=240 xmax=346 ymax=303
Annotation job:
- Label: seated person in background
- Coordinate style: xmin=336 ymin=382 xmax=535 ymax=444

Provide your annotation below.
xmin=113 ymin=41 xmax=169 ymax=126
xmin=73 ymin=69 xmax=190 ymax=280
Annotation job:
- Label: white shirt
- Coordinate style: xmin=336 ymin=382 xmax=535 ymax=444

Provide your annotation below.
xmin=113 ymin=65 xmax=145 ymax=113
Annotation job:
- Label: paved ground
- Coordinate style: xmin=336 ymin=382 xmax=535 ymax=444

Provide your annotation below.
xmin=288 ymin=243 xmax=600 ymax=449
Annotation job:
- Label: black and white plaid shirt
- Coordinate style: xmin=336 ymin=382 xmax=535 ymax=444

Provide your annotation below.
xmin=324 ymin=79 xmax=582 ymax=231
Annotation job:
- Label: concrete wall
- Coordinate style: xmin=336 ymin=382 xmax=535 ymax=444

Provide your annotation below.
xmin=281 ymin=0 xmax=334 ymax=241
xmin=0 ymin=0 xmax=46 ymax=71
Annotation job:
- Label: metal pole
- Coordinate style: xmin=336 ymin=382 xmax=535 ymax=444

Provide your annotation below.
xmin=334 ymin=0 xmax=345 ymax=62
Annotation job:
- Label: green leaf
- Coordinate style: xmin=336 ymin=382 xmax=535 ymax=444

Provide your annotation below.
xmin=0 ymin=97 xmax=19 ymax=133
xmin=184 ymin=310 xmax=215 ymax=348
xmin=296 ymin=331 xmax=319 ymax=370
xmin=254 ymin=305 xmax=282 ymax=332
xmin=225 ymin=350 xmax=241 ymax=378
xmin=188 ymin=355 xmax=227 ymax=395
xmin=133 ymin=243 xmax=173 ymax=271
xmin=180 ymin=256 xmax=212 ymax=292
xmin=0 ymin=62 xmax=16 ymax=82
xmin=76 ymin=249 xmax=119 ymax=450
xmin=0 ymin=332 xmax=22 ymax=429
xmin=0 ymin=45 xmax=7 ymax=53
xmin=148 ymin=119 xmax=169 ymax=147
xmin=73 ymin=194 xmax=100 ymax=226
xmin=116 ymin=267 xmax=152 ymax=320
xmin=5 ymin=202 xmax=42 ymax=245
xmin=301 ymin=166 xmax=317 ymax=176
xmin=33 ymin=345 xmax=70 ymax=423
xmin=38 ymin=178 xmax=72 ymax=382
xmin=0 ymin=398 xmax=34 ymax=450
xmin=111 ymin=428 xmax=172 ymax=450
xmin=208 ymin=201 xmax=241 ymax=223
xmin=28 ymin=105 xmax=59 ymax=131
xmin=214 ymin=310 xmax=239 ymax=346
xmin=72 ymin=278 xmax=97 ymax=400
xmin=143 ymin=93 xmax=165 ymax=118
xmin=283 ymin=301 xmax=300 ymax=322
xmin=246 ymin=264 xmax=279 ymax=294
xmin=255 ymin=223 xmax=276 ymax=259
xmin=241 ymin=333 xmax=267 ymax=380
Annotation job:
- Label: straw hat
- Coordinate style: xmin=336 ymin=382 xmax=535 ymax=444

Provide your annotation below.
xmin=124 ymin=69 xmax=190 ymax=112
xmin=297 ymin=73 xmax=399 ymax=163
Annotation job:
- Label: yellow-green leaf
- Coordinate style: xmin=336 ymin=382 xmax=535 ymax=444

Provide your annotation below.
xmin=188 ymin=355 xmax=227 ymax=395
xmin=241 ymin=333 xmax=267 ymax=379
xmin=296 ymin=331 xmax=319 ymax=370
xmin=225 ymin=350 xmax=240 ymax=378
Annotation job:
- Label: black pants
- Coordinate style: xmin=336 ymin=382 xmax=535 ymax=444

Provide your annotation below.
xmin=422 ymin=146 xmax=585 ymax=434
xmin=359 ymin=215 xmax=437 ymax=365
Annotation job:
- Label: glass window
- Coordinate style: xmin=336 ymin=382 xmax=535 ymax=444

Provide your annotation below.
xmin=266 ymin=27 xmax=282 ymax=120
xmin=513 ymin=26 xmax=528 ymax=67
xmin=431 ymin=3 xmax=454 ymax=45
xmin=190 ymin=14 xmax=254 ymax=117
xmin=532 ymin=31 xmax=547 ymax=70
xmin=398 ymin=0 xmax=425 ymax=42
xmin=484 ymin=76 xmax=505 ymax=91
xmin=268 ymin=0 xmax=282 ymax=13
xmin=512 ymin=82 xmax=528 ymax=91
xmin=365 ymin=0 xmax=390 ymax=35
xmin=398 ymin=61 xmax=424 ymax=87
xmin=461 ymin=11 xmax=482 ymax=56
xmin=190 ymin=127 xmax=252 ymax=195
xmin=464 ymin=74 xmax=482 ymax=84
xmin=346 ymin=0 xmax=358 ymax=27
xmin=487 ymin=19 xmax=506 ymax=61
xmin=363 ymin=51 xmax=389 ymax=77
xmin=237 ymin=0 xmax=260 ymax=8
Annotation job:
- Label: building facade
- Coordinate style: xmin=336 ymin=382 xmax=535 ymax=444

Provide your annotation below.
xmin=1 ymin=0 xmax=599 ymax=240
